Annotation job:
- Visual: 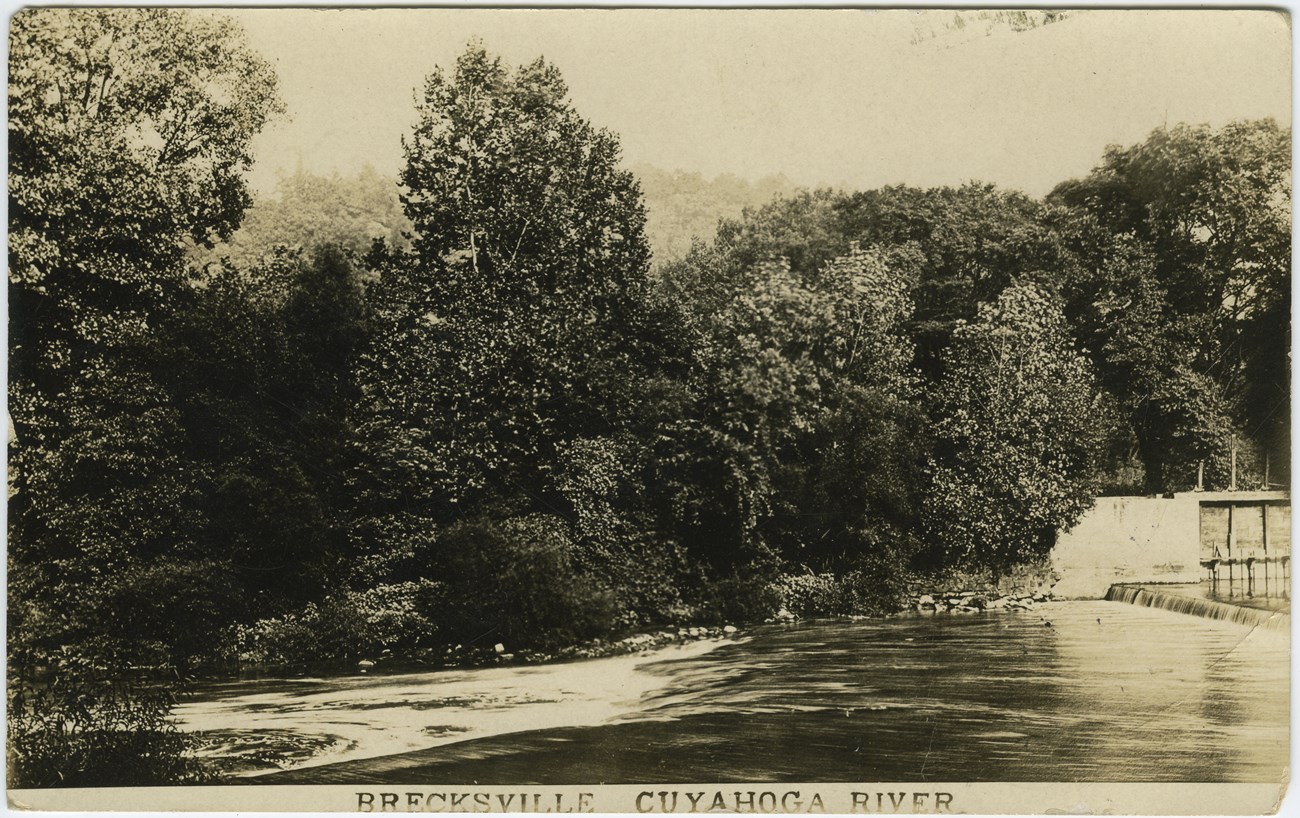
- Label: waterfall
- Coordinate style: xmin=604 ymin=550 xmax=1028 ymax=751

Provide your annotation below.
xmin=1104 ymin=585 xmax=1290 ymax=631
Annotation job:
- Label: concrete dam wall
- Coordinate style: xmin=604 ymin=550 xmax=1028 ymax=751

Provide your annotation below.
xmin=1050 ymin=491 xmax=1290 ymax=599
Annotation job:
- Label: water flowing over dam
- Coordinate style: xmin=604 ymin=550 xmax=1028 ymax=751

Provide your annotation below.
xmin=1104 ymin=584 xmax=1289 ymax=631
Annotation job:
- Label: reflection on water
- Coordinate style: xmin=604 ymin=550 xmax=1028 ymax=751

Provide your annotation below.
xmin=247 ymin=602 xmax=1287 ymax=784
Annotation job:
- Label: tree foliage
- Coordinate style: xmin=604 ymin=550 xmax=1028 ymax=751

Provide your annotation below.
xmin=9 ymin=8 xmax=283 ymax=663
xmin=1052 ymin=120 xmax=1291 ymax=489
xmin=8 ymin=26 xmax=1291 ymax=787
xmin=926 ymin=286 xmax=1105 ymax=569
xmin=194 ymin=167 xmax=413 ymax=269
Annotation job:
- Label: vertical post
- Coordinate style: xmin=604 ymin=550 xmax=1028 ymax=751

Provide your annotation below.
xmin=1227 ymin=504 xmax=1235 ymax=597
xmin=1265 ymin=453 xmax=1271 ymax=488
xmin=1230 ymin=440 xmax=1237 ymax=491
xmin=1262 ymin=503 xmax=1270 ymax=597
xmin=1197 ymin=461 xmax=1205 ymax=491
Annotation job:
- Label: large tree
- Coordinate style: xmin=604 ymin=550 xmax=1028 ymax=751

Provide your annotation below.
xmin=1051 ymin=120 xmax=1290 ymax=490
xmin=8 ymin=8 xmax=282 ymax=661
xmin=352 ymin=44 xmax=686 ymax=590
xmin=926 ymin=285 xmax=1105 ymax=571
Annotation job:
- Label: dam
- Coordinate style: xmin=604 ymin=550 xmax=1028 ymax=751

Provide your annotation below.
xmin=1051 ymin=490 xmax=1290 ymax=626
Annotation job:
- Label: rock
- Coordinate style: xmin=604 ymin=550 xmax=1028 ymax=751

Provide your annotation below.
xmin=723 ymin=625 xmax=738 ymax=634
xmin=946 ymin=598 xmax=963 ymax=607
xmin=986 ymin=596 xmax=1009 ymax=609
xmin=917 ymin=594 xmax=936 ymax=608
xmin=501 ymin=653 xmax=515 ymax=661
xmin=357 ymin=659 xmax=376 ymax=670
xmin=968 ymin=595 xmax=988 ymax=610
xmin=775 ymin=607 xmax=795 ymax=622
xmin=493 ymin=643 xmax=506 ymax=654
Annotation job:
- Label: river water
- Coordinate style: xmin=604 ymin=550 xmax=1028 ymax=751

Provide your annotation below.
xmin=176 ymin=601 xmax=1288 ymax=784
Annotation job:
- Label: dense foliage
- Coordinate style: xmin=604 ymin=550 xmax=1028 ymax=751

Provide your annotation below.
xmin=8 ymin=12 xmax=1290 ymax=786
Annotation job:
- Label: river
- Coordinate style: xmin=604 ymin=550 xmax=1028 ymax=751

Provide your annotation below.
xmin=174 ymin=600 xmax=1288 ymax=784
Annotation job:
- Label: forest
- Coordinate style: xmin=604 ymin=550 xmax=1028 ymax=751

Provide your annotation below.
xmin=7 ymin=10 xmax=1291 ymax=786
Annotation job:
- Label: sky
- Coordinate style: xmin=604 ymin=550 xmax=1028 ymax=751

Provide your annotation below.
xmin=225 ymin=8 xmax=1292 ymax=198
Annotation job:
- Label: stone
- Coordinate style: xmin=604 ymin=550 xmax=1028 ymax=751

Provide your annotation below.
xmin=917 ymin=594 xmax=936 ymax=608
xmin=357 ymin=659 xmax=376 ymax=669
xmin=493 ymin=643 xmax=506 ymax=654
xmin=723 ymin=625 xmax=738 ymax=634
xmin=986 ymin=596 xmax=1009 ymax=609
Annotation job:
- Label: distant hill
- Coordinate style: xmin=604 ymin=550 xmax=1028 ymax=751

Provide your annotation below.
xmin=193 ymin=166 xmax=413 ymax=270
xmin=634 ymin=164 xmax=798 ymax=265
xmin=197 ymin=164 xmax=795 ymax=270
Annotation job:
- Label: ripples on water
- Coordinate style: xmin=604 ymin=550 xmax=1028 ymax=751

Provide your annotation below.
xmin=221 ymin=601 xmax=1287 ymax=784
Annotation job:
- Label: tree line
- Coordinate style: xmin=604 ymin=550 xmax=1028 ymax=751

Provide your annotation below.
xmin=7 ymin=10 xmax=1290 ymax=785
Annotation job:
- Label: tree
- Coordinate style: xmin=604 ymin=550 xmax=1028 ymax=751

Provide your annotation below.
xmin=352 ymin=44 xmax=686 ymax=605
xmin=926 ymin=285 xmax=1105 ymax=571
xmin=1051 ymin=120 xmax=1290 ymax=490
xmin=634 ymin=164 xmax=795 ymax=266
xmin=666 ymin=245 xmax=926 ymax=575
xmin=163 ymin=247 xmax=369 ymax=615
xmin=8 ymin=8 xmax=282 ymax=661
xmin=8 ymin=8 xmax=282 ymax=785
xmin=661 ymin=183 xmax=1073 ymax=380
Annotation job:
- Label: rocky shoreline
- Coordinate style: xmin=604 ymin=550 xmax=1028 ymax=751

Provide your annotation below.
xmin=346 ymin=624 xmax=745 ymax=675
xmin=907 ymin=589 xmax=1053 ymax=613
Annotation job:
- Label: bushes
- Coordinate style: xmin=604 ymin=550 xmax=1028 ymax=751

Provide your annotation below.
xmin=774 ymin=562 xmax=911 ymax=618
xmin=773 ymin=573 xmax=842 ymax=617
xmin=552 ymin=436 xmax=689 ymax=628
xmin=93 ymin=558 xmax=244 ymax=673
xmin=695 ymin=573 xmax=783 ymax=625
xmin=233 ymin=579 xmax=446 ymax=668
xmin=439 ymin=516 xmax=619 ymax=651
xmin=8 ymin=648 xmax=210 ymax=788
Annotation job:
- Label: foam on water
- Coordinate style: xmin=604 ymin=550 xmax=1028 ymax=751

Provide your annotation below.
xmin=174 ymin=635 xmax=739 ymax=775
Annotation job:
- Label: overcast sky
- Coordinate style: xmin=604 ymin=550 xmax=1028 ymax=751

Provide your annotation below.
xmin=226 ymin=8 xmax=1291 ymax=198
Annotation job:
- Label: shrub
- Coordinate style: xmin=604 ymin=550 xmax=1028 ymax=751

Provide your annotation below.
xmin=92 ymin=558 xmax=244 ymax=673
xmin=7 ymin=646 xmax=210 ymax=788
xmin=696 ymin=573 xmax=783 ymax=625
xmin=552 ymin=436 xmax=689 ymax=628
xmin=439 ymin=515 xmax=619 ymax=650
xmin=775 ymin=553 xmax=912 ymax=618
xmin=233 ymin=579 xmax=446 ymax=667
xmin=774 ymin=573 xmax=842 ymax=617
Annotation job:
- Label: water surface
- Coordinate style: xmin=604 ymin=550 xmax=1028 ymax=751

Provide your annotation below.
xmin=185 ymin=602 xmax=1288 ymax=784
